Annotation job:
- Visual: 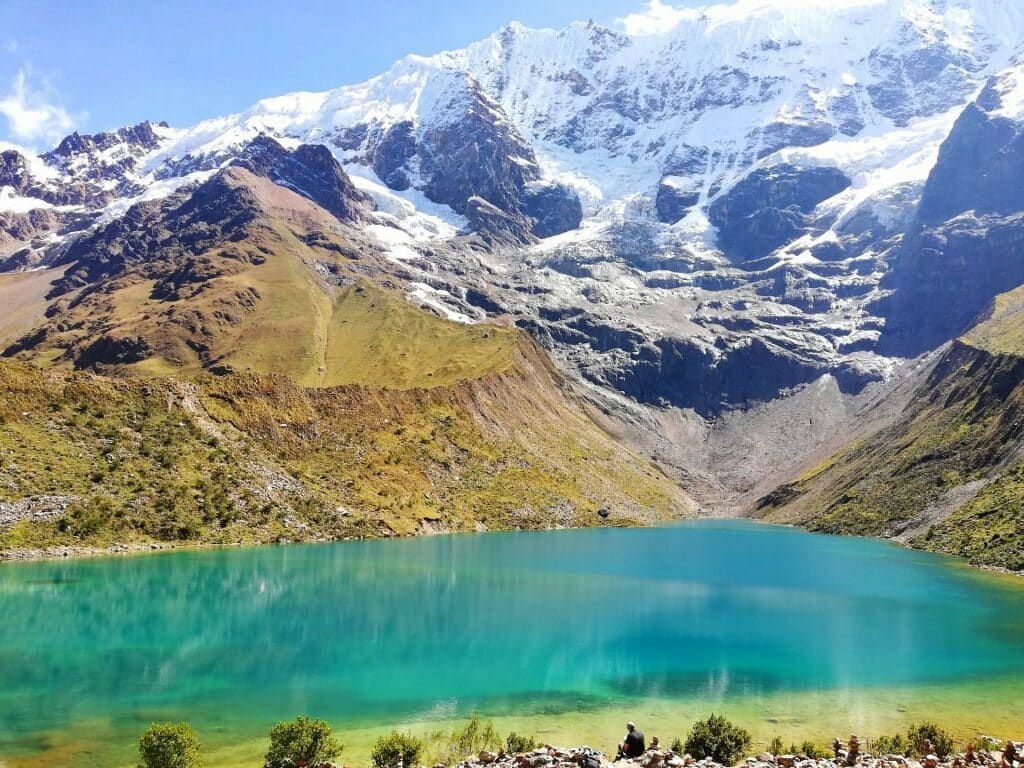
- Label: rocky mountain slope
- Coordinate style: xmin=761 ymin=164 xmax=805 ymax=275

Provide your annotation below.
xmin=757 ymin=284 xmax=1024 ymax=571
xmin=3 ymin=0 xmax=1024 ymax=555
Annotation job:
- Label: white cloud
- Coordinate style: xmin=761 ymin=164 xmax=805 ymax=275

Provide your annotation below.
xmin=0 ymin=68 xmax=81 ymax=147
xmin=617 ymin=0 xmax=703 ymax=36
xmin=617 ymin=0 xmax=890 ymax=36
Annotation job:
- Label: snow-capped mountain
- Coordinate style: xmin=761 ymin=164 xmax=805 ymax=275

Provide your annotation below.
xmin=5 ymin=0 xmax=1024 ymax=483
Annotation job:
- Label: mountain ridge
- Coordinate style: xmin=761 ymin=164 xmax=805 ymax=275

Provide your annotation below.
xmin=3 ymin=0 xmax=1024 ymax=564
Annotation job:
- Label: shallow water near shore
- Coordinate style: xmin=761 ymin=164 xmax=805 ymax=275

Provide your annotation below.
xmin=2 ymin=520 xmax=1024 ymax=768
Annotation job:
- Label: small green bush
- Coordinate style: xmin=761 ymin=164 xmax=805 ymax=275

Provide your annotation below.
xmin=266 ymin=716 xmax=343 ymax=767
xmin=974 ymin=736 xmax=1001 ymax=753
xmin=799 ymin=741 xmax=832 ymax=759
xmin=767 ymin=737 xmax=784 ymax=756
xmin=670 ymin=738 xmax=684 ymax=755
xmin=871 ymin=733 xmax=908 ymax=756
xmin=505 ymin=733 xmax=538 ymax=755
xmin=428 ymin=713 xmax=502 ymax=765
xmin=451 ymin=713 xmax=500 ymax=757
xmin=907 ymin=723 xmax=954 ymax=759
xmin=138 ymin=722 xmax=202 ymax=768
xmin=683 ymin=714 xmax=751 ymax=765
xmin=371 ymin=731 xmax=425 ymax=768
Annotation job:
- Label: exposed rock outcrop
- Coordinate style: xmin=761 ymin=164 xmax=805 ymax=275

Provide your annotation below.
xmin=231 ymin=135 xmax=373 ymax=222
xmin=522 ymin=182 xmax=583 ymax=237
xmin=879 ymin=72 xmax=1024 ymax=357
xmin=708 ymin=164 xmax=851 ymax=265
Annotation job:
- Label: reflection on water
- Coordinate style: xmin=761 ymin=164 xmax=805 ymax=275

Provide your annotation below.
xmin=2 ymin=520 xmax=1024 ymax=764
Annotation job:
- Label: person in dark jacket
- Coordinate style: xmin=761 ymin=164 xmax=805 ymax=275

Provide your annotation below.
xmin=617 ymin=722 xmax=646 ymax=760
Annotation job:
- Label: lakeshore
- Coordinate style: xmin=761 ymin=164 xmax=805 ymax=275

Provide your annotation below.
xmin=2 ymin=521 xmax=1022 ymax=584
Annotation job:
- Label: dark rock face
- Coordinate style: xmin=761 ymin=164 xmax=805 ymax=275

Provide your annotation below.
xmin=418 ymin=81 xmax=540 ymax=215
xmin=464 ymin=196 xmax=536 ymax=247
xmin=876 ymin=212 xmax=1024 ymax=356
xmin=231 ymin=135 xmax=372 ymax=221
xmin=655 ymin=181 xmax=699 ymax=224
xmin=528 ymin=305 xmax=883 ymax=417
xmin=371 ymin=121 xmax=417 ymax=191
xmin=348 ymin=88 xmax=561 ymax=238
xmin=654 ymin=146 xmax=710 ymax=223
xmin=521 ymin=182 xmax=583 ymax=237
xmin=918 ymin=87 xmax=1024 ymax=224
xmin=828 ymin=87 xmax=867 ymax=136
xmin=0 ymin=208 xmax=59 ymax=245
xmin=878 ymin=76 xmax=1024 ymax=357
xmin=0 ymin=122 xmax=169 ymax=214
xmin=50 ymin=172 xmax=262 ymax=296
xmin=43 ymin=122 xmax=163 ymax=164
xmin=0 ymin=150 xmax=31 ymax=193
xmin=756 ymin=119 xmax=835 ymax=159
xmin=341 ymin=78 xmax=552 ymax=238
xmin=31 ymin=121 xmax=168 ymax=207
xmin=867 ymin=40 xmax=980 ymax=127
xmin=708 ymin=164 xmax=851 ymax=264
xmin=580 ymin=326 xmax=834 ymax=417
xmin=74 ymin=334 xmax=152 ymax=369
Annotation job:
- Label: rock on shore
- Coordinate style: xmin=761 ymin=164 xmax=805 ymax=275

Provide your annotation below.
xmin=445 ymin=743 xmax=1020 ymax=768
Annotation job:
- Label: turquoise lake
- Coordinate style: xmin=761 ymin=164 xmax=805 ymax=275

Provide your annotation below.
xmin=2 ymin=520 xmax=1024 ymax=767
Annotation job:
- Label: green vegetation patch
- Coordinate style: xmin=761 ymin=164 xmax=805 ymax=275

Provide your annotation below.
xmin=915 ymin=459 xmax=1024 ymax=571
xmin=0 ymin=356 xmax=684 ymax=555
xmin=758 ymin=342 xmax=1024 ymax=570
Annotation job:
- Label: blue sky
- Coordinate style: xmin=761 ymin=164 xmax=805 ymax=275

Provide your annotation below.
xmin=0 ymin=0 xmax=699 ymax=149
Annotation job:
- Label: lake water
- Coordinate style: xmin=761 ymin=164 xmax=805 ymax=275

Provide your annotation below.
xmin=2 ymin=520 xmax=1024 ymax=768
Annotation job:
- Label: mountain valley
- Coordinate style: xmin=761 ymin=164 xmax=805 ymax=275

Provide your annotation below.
xmin=2 ymin=0 xmax=1024 ymax=567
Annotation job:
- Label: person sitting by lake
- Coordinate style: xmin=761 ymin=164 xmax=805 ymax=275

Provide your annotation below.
xmin=617 ymin=722 xmax=646 ymax=761
xmin=960 ymin=743 xmax=980 ymax=766
xmin=961 ymin=742 xmax=995 ymax=766
xmin=1001 ymin=741 xmax=1020 ymax=768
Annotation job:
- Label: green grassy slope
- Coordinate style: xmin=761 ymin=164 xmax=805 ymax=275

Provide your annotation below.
xmin=756 ymin=286 xmax=1024 ymax=570
xmin=0 ymin=342 xmax=689 ymax=555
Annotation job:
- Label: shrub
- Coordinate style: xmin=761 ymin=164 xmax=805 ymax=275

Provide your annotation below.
xmin=371 ymin=731 xmax=425 ymax=768
xmin=505 ymin=733 xmax=538 ymax=755
xmin=799 ymin=741 xmax=831 ymax=759
xmin=266 ymin=716 xmax=343 ymax=767
xmin=451 ymin=713 xmax=500 ymax=757
xmin=907 ymin=723 xmax=954 ymax=759
xmin=428 ymin=713 xmax=502 ymax=765
xmin=871 ymin=733 xmax=908 ymax=756
xmin=138 ymin=722 xmax=202 ymax=768
xmin=975 ymin=736 xmax=1001 ymax=753
xmin=767 ymin=737 xmax=784 ymax=756
xmin=683 ymin=714 xmax=751 ymax=765
xmin=670 ymin=738 xmax=684 ymax=755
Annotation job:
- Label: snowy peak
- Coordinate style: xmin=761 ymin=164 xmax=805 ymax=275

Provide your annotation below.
xmin=6 ymin=0 xmax=1024 ymax=419
xmin=43 ymin=121 xmax=167 ymax=164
